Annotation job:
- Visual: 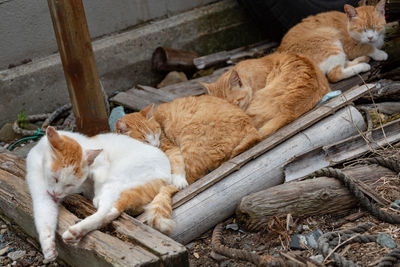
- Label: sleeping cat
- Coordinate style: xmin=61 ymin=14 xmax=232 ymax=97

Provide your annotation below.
xmin=278 ymin=0 xmax=387 ymax=82
xmin=26 ymin=126 xmax=177 ymax=263
xmin=116 ymin=95 xmax=260 ymax=186
xmin=202 ymin=52 xmax=330 ymax=139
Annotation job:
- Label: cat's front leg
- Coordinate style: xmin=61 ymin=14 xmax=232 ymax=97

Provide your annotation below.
xmin=40 ymin=228 xmax=58 ymax=263
xmin=164 ymin=146 xmax=188 ymax=189
xmin=26 ymin=166 xmax=59 ymax=263
xmin=369 ymin=47 xmax=388 ymax=61
xmin=62 ymin=204 xmax=120 ymax=245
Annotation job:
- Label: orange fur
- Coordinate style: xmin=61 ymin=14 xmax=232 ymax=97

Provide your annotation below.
xmin=117 ymin=95 xmax=260 ymax=185
xmin=47 ymin=128 xmax=84 ymax=178
xmin=115 ymin=179 xmax=178 ymax=234
xmin=278 ymin=1 xmax=386 ymax=82
xmin=204 ymin=52 xmax=330 ymax=139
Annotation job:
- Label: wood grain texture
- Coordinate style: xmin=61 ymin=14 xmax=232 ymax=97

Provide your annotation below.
xmin=237 ymin=165 xmax=395 ymax=231
xmin=47 ymin=0 xmax=110 ymax=136
xmin=0 ymin=152 xmax=188 ymax=267
xmin=0 ymin=164 xmax=160 ymax=267
xmin=284 ymin=118 xmax=400 ymax=181
xmin=172 ymin=84 xmax=374 ymax=210
xmin=169 ymin=106 xmax=365 ymax=244
xmin=64 ymin=194 xmax=188 ymax=267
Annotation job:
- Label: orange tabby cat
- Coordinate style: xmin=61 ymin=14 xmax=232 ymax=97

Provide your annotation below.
xmin=278 ymin=0 xmax=387 ymax=82
xmin=116 ymin=95 xmax=260 ymax=187
xmin=202 ymin=52 xmax=330 ymax=139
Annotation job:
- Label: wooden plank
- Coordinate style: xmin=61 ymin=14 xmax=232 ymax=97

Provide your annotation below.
xmin=47 ymin=0 xmax=110 ymax=136
xmin=170 ymin=106 xmax=366 ymax=244
xmin=111 ymin=66 xmax=231 ymax=111
xmin=136 ymin=85 xmax=178 ymax=102
xmin=284 ymin=118 xmax=400 ymax=181
xmin=237 ymin=165 xmax=395 ymax=231
xmin=63 ymin=194 xmax=188 ymax=267
xmin=161 ymin=66 xmax=231 ymax=96
xmin=172 ymin=84 xmax=375 ymax=209
xmin=193 ymin=41 xmax=277 ymax=69
xmin=0 ymin=156 xmax=161 ymax=267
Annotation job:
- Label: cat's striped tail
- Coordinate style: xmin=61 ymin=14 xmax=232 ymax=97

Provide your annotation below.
xmin=142 ymin=184 xmax=178 ymax=235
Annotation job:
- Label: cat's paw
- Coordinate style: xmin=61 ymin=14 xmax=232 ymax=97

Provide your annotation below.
xmin=353 ymin=63 xmax=371 ymax=74
xmin=370 ymin=50 xmax=388 ymax=61
xmin=42 ymin=240 xmax=58 ymax=263
xmin=171 ymin=174 xmax=188 ymax=189
xmin=62 ymin=226 xmax=86 ymax=245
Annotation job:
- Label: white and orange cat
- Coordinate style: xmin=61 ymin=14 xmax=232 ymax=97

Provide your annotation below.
xmin=116 ymin=95 xmax=260 ymax=187
xmin=278 ymin=0 xmax=387 ymax=82
xmin=26 ymin=126 xmax=177 ymax=263
xmin=203 ymin=52 xmax=330 ymax=139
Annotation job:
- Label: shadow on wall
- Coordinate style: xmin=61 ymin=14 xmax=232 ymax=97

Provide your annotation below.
xmin=237 ymin=0 xmax=359 ymax=40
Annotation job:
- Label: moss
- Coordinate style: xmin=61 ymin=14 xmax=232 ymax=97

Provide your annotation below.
xmin=369 ymin=109 xmax=400 ymax=128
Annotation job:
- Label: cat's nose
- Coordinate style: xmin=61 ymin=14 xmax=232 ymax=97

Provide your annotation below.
xmin=367 ymin=36 xmax=374 ymax=41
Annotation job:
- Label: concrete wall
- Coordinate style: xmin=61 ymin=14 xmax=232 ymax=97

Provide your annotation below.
xmin=0 ymin=0 xmax=216 ymax=69
xmin=0 ymin=0 xmax=266 ymax=127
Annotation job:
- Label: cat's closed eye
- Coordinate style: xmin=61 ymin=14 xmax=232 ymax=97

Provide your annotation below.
xmin=65 ymin=184 xmax=73 ymax=188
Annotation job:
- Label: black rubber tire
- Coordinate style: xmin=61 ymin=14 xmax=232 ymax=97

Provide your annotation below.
xmin=237 ymin=0 xmax=359 ymax=40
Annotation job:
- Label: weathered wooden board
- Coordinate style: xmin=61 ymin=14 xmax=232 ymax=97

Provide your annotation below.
xmin=284 ymin=118 xmax=400 ymax=181
xmin=169 ymin=106 xmax=366 ymax=244
xmin=193 ymin=40 xmax=277 ymax=69
xmin=171 ymin=84 xmax=375 ymax=209
xmin=237 ymin=164 xmax=395 ymax=231
xmin=111 ymin=67 xmax=231 ymax=111
xmin=0 ymin=151 xmax=188 ymax=267
xmin=63 ymin=194 xmax=188 ymax=266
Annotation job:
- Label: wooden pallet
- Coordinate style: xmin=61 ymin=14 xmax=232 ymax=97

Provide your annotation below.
xmin=0 ymin=152 xmax=188 ymax=267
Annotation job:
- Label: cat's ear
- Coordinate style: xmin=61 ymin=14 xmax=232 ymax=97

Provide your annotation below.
xmin=199 ymin=82 xmax=213 ymax=95
xmin=229 ymin=70 xmax=243 ymax=88
xmin=46 ymin=126 xmax=64 ymax=150
xmin=140 ymin=104 xmax=155 ymax=119
xmin=375 ymin=0 xmax=386 ymax=17
xmin=358 ymin=0 xmax=367 ymax=6
xmin=84 ymin=149 xmax=102 ymax=166
xmin=344 ymin=4 xmax=358 ymax=19
xmin=115 ymin=119 xmax=128 ymax=134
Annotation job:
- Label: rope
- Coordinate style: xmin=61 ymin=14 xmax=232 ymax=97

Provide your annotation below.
xmin=41 ymin=103 xmax=73 ymax=129
xmin=378 ymin=247 xmax=400 ymax=267
xmin=8 ymin=104 xmax=75 ymax=151
xmin=318 ymin=223 xmax=376 ymax=267
xmin=12 ymin=114 xmax=49 ymax=136
xmin=361 ymin=156 xmax=400 ymax=173
xmin=7 ymin=128 xmax=44 ymax=151
xmin=211 ymin=223 xmax=278 ymax=266
xmin=309 ymin=167 xmax=400 ymax=224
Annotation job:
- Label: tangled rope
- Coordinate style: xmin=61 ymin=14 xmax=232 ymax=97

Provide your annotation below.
xmin=211 ymin=223 xmax=279 ymax=266
xmin=319 ymin=222 xmax=400 ymax=267
xmin=318 ymin=222 xmax=377 ymax=267
xmin=8 ymin=104 xmax=75 ymax=151
xmin=313 ymin=156 xmax=400 ymax=266
xmin=309 ymin=167 xmax=400 ymax=224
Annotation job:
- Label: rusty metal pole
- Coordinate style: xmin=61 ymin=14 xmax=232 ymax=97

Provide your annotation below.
xmin=47 ymin=0 xmax=110 ymax=136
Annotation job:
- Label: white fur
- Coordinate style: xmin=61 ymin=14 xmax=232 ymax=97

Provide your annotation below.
xmin=171 ymin=173 xmax=189 ymax=189
xmin=145 ymin=131 xmax=161 ymax=147
xmin=318 ymin=40 xmax=371 ymax=80
xmin=369 ymin=47 xmax=388 ymax=61
xmin=26 ymin=131 xmax=172 ymax=262
xmin=318 ymin=40 xmax=346 ymax=74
